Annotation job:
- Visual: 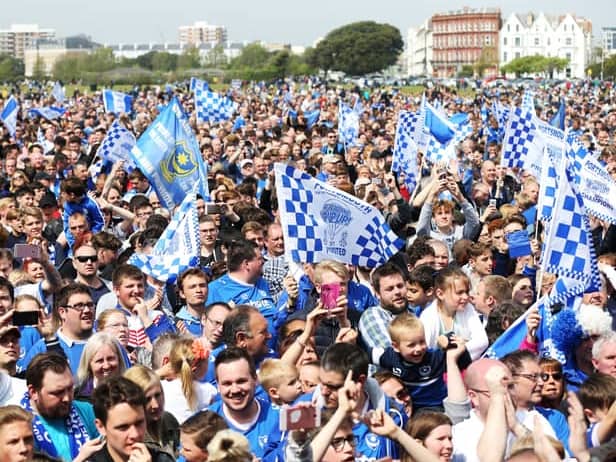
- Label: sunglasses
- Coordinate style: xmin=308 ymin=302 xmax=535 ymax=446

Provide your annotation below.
xmin=541 ymin=372 xmax=563 ymax=381
xmin=75 ymin=255 xmax=98 ymax=263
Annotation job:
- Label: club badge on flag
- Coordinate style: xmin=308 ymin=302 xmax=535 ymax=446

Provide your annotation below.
xmin=274 ymin=163 xmax=404 ymax=267
xmin=128 ymin=189 xmax=200 ymax=283
xmin=130 ymin=97 xmax=209 ymax=209
xmin=103 ymin=89 xmax=133 ymax=114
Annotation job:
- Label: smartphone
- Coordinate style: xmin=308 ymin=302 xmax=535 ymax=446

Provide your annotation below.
xmin=437 ymin=167 xmax=447 ymax=180
xmin=320 ymin=283 xmax=341 ymax=310
xmin=12 ymin=311 xmax=39 ymax=326
xmin=13 ymin=244 xmax=41 ymax=259
xmin=371 ymin=178 xmax=382 ymax=186
xmin=489 ymin=198 xmax=497 ymax=208
xmin=205 ymin=203 xmax=223 ymax=215
xmin=279 ymin=404 xmax=321 ymax=431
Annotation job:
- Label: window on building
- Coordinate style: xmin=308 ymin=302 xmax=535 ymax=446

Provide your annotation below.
xmin=515 ymin=37 xmax=521 ymax=47
xmin=503 ymin=37 xmax=508 ymax=46
xmin=516 ymin=24 xmax=520 ymax=32
xmin=566 ymin=52 xmax=572 ymax=60
xmin=515 ymin=52 xmax=521 ymax=59
xmin=504 ymin=51 xmax=508 ymax=62
xmin=508 ymin=24 xmax=511 ymax=32
xmin=566 ymin=37 xmax=572 ymax=46
xmin=534 ymin=37 xmax=540 ymax=46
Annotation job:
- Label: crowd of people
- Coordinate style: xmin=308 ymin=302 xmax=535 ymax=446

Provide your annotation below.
xmin=0 ymin=75 xmax=614 ymax=462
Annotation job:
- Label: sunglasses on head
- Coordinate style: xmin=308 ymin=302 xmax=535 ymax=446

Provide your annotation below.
xmin=75 ymin=255 xmax=98 ymax=263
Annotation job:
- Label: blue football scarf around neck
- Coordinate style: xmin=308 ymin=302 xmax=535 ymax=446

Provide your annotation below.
xmin=21 ymin=391 xmax=90 ymax=459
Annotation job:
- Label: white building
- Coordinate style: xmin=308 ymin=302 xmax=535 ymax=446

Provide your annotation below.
xmin=407 ymin=19 xmax=433 ymax=77
xmin=0 ymin=24 xmax=56 ymax=59
xmin=499 ymin=12 xmax=592 ymax=78
xmin=107 ymin=42 xmax=244 ymax=63
xmin=23 ymin=39 xmax=89 ymax=76
xmin=178 ymin=21 xmax=227 ymax=46
xmin=604 ymin=27 xmax=616 ymax=57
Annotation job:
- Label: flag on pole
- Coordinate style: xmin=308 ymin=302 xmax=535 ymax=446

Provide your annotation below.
xmin=0 ymin=96 xmax=19 ymax=137
xmin=130 ymin=97 xmax=209 ymax=209
xmin=128 ymin=189 xmax=200 ymax=283
xmin=392 ymin=111 xmax=419 ymax=193
xmin=275 ymin=163 xmax=404 ymax=267
xmin=338 ymin=102 xmax=360 ymax=146
xmin=502 ymin=107 xmax=544 ymax=178
xmin=194 ymin=89 xmax=237 ymax=124
xmin=550 ymin=98 xmax=566 ymax=130
xmin=28 ymin=106 xmax=65 ymax=120
xmin=97 ymin=120 xmax=137 ymax=171
xmin=540 ymin=152 xmax=601 ymax=303
xmin=51 ymin=81 xmax=65 ymax=104
xmin=103 ymin=89 xmax=133 ymax=114
xmin=423 ymin=99 xmax=456 ymax=144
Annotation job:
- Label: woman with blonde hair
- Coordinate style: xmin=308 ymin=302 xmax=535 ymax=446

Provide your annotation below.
xmin=161 ymin=337 xmax=217 ymax=423
xmin=207 ymin=429 xmax=253 ymax=462
xmin=124 ymin=365 xmax=180 ymax=456
xmin=75 ymin=332 xmax=127 ymax=401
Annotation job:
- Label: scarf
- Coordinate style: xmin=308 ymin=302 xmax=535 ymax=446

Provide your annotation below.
xmin=21 ymin=391 xmax=90 ymax=459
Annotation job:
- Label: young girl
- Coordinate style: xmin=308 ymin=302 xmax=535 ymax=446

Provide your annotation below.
xmin=420 ymin=268 xmax=488 ymax=360
xmin=161 ymin=338 xmax=217 ymax=423
xmin=403 ymin=412 xmax=453 ymax=462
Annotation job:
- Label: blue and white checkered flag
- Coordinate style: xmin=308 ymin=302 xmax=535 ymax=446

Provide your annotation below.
xmin=521 ymin=90 xmax=535 ymax=113
xmin=190 ymin=77 xmax=208 ymax=93
xmin=28 ymin=106 xmax=65 ymax=120
xmin=0 ymin=96 xmax=19 ymax=137
xmin=338 ymin=102 xmax=359 ymax=146
xmin=537 ymin=150 xmax=559 ymax=224
xmin=425 ymin=136 xmax=456 ymax=164
xmin=392 ymin=111 xmax=419 ymax=193
xmin=52 ymin=81 xmax=65 ymax=104
xmin=97 ymin=120 xmax=137 ymax=171
xmin=194 ymin=89 xmax=237 ymax=124
xmin=128 ymin=188 xmax=200 ymax=283
xmin=540 ymin=155 xmax=601 ymax=302
xmin=103 ymin=89 xmax=133 ymax=114
xmin=274 ymin=163 xmax=404 ymax=267
xmin=565 ymin=132 xmax=616 ymax=225
xmin=502 ymin=107 xmax=543 ymax=178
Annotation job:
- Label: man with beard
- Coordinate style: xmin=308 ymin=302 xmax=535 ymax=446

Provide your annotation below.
xmin=359 ymin=263 xmax=409 ymax=350
xmin=22 ymin=353 xmax=100 ymax=461
xmin=208 ymin=347 xmax=282 ymax=461
xmin=21 ymin=283 xmax=95 ymax=375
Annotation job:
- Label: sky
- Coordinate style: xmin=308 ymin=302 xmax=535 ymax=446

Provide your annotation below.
xmin=4 ymin=0 xmax=616 ymax=46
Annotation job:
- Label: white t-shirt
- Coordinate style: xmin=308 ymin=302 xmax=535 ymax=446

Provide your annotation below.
xmin=161 ymin=378 xmax=217 ymax=424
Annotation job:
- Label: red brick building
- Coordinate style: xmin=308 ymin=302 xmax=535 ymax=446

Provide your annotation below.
xmin=431 ymin=7 xmax=502 ymax=77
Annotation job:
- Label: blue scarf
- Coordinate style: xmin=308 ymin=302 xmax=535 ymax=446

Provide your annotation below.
xmin=21 ymin=391 xmax=90 ymax=459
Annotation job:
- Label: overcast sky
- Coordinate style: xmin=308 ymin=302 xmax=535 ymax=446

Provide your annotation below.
xmin=4 ymin=0 xmax=615 ymax=46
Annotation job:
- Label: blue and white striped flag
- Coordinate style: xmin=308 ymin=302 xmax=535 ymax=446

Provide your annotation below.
xmin=103 ymin=89 xmax=133 ymax=114
xmin=484 ymin=296 xmax=554 ymax=359
xmin=194 ymin=89 xmax=237 ymax=124
xmin=274 ymin=162 xmax=404 ymax=267
xmin=565 ymin=132 xmax=616 ymax=225
xmin=28 ymin=106 xmax=65 ymax=120
xmin=338 ymin=102 xmax=360 ymax=146
xmin=128 ymin=188 xmax=200 ymax=283
xmin=52 ymin=81 xmax=65 ymax=104
xmin=130 ymin=97 xmax=209 ymax=209
xmin=392 ymin=111 xmax=419 ymax=193
xmin=97 ymin=120 xmax=137 ymax=171
xmin=0 ymin=96 xmax=19 ymax=137
xmin=540 ymin=154 xmax=601 ymax=303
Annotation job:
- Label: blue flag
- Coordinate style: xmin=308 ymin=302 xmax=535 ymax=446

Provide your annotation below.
xmin=274 ymin=163 xmax=404 ymax=267
xmin=130 ymin=97 xmax=209 ymax=209
xmin=52 ymin=81 xmax=65 ymax=104
xmin=103 ymin=89 xmax=133 ymax=114
xmin=423 ymin=99 xmax=456 ymax=144
xmin=338 ymin=102 xmax=359 ymax=146
xmin=0 ymin=96 xmax=19 ymax=137
xmin=304 ymin=109 xmax=320 ymax=129
xmin=550 ymin=98 xmax=566 ymax=130
xmin=28 ymin=106 xmax=65 ymax=120
xmin=97 ymin=120 xmax=137 ymax=171
xmin=128 ymin=188 xmax=200 ymax=283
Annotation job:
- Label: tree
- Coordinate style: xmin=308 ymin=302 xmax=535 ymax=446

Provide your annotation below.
xmin=205 ymin=44 xmax=227 ymax=68
xmin=0 ymin=54 xmax=24 ymax=81
xmin=150 ymin=52 xmax=178 ymax=72
xmin=501 ymin=54 xmax=569 ymax=78
xmin=230 ymin=43 xmax=271 ymax=69
xmin=309 ymin=21 xmax=403 ymax=75
xmin=588 ymin=53 xmax=616 ymax=79
xmin=32 ymin=55 xmax=47 ymax=81
xmin=458 ymin=65 xmax=474 ymax=78
xmin=474 ymin=46 xmax=497 ymax=77
xmin=540 ymin=57 xmax=568 ymax=79
xmin=178 ymin=46 xmax=201 ymax=69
